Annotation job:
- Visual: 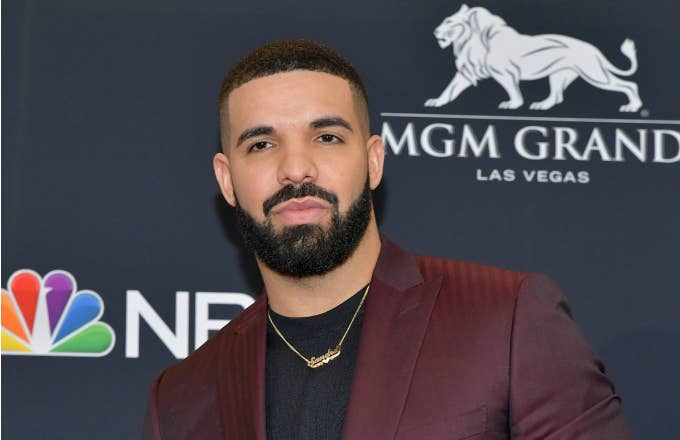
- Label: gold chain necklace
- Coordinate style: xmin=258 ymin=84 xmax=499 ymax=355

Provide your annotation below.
xmin=267 ymin=284 xmax=370 ymax=369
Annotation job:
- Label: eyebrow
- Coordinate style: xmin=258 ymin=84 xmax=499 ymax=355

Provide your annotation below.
xmin=310 ymin=116 xmax=353 ymax=132
xmin=235 ymin=116 xmax=353 ymax=148
xmin=236 ymin=125 xmax=274 ymax=147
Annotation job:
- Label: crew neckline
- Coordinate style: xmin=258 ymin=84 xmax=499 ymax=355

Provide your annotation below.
xmin=267 ymin=284 xmax=369 ymax=338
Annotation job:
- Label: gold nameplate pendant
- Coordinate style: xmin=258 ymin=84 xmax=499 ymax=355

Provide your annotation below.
xmin=307 ymin=347 xmax=341 ymax=368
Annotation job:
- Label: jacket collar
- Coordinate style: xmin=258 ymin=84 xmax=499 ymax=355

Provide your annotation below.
xmin=373 ymin=234 xmax=425 ymax=289
xmin=342 ymin=236 xmax=443 ymax=439
xmin=217 ymin=235 xmax=442 ymax=440
xmin=216 ymin=297 xmax=267 ymax=440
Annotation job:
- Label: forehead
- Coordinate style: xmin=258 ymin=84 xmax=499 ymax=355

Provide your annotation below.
xmin=225 ymin=70 xmax=357 ymax=134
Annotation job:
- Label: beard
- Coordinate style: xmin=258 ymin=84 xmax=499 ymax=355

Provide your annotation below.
xmin=235 ymin=179 xmax=372 ymax=277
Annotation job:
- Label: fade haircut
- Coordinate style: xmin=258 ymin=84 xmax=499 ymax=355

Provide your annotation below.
xmin=217 ymin=39 xmax=370 ymax=145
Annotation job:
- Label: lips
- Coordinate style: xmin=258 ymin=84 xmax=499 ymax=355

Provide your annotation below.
xmin=270 ymin=197 xmax=331 ymax=225
xmin=271 ymin=197 xmax=329 ymax=212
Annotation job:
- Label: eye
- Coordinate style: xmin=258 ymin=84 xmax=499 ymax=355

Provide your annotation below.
xmin=317 ymin=133 xmax=343 ymax=144
xmin=248 ymin=140 xmax=273 ymax=153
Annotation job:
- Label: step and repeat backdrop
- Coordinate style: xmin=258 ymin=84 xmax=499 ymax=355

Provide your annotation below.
xmin=3 ymin=0 xmax=678 ymax=438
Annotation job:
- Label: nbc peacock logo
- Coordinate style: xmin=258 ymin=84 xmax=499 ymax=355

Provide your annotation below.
xmin=1 ymin=269 xmax=115 ymax=357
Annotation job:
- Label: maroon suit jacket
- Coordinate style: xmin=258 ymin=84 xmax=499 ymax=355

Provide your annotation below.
xmin=142 ymin=237 xmax=631 ymax=439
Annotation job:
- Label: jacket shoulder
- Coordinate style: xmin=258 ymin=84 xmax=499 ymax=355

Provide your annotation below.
xmin=144 ymin=296 xmax=265 ymax=438
xmin=415 ymin=253 xmax=530 ymax=293
xmin=156 ymin=296 xmax=265 ymax=392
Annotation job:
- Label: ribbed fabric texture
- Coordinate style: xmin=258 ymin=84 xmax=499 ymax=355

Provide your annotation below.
xmin=265 ymin=286 xmax=367 ymax=440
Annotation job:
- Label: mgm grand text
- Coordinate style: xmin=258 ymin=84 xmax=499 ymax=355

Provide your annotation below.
xmin=380 ymin=121 xmax=680 ymax=163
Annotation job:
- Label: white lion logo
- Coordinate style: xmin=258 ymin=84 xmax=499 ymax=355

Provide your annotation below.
xmin=425 ymin=4 xmax=643 ymax=112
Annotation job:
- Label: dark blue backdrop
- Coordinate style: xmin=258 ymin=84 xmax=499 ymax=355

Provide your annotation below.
xmin=3 ymin=0 xmax=678 ymax=438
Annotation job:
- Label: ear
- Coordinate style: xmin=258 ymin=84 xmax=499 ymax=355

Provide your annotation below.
xmin=366 ymin=135 xmax=385 ymax=190
xmin=460 ymin=4 xmax=469 ymax=12
xmin=213 ymin=152 xmax=237 ymax=207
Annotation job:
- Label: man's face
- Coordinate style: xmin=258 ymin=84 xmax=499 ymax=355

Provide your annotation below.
xmin=213 ymin=70 xmax=384 ymax=276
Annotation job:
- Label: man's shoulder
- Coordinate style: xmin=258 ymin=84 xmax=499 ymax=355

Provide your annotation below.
xmin=378 ymin=236 xmax=536 ymax=303
xmin=409 ymin=249 xmax=568 ymax=314
xmin=414 ymin=251 xmax=530 ymax=290
xmin=156 ymin=296 xmax=265 ymax=388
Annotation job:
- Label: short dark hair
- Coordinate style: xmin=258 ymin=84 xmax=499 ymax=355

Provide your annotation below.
xmin=218 ymin=39 xmax=370 ymax=142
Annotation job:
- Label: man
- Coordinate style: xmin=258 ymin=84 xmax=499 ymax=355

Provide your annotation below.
xmin=142 ymin=40 xmax=631 ymax=439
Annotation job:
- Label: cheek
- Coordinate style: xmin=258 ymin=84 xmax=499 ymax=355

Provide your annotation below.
xmin=323 ymin=160 xmax=368 ymax=212
xmin=230 ymin=166 xmax=274 ymax=218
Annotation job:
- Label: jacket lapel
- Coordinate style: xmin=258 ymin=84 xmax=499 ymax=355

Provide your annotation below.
xmin=215 ymin=237 xmax=440 ymax=439
xmin=342 ymin=238 xmax=443 ymax=440
xmin=216 ymin=297 xmax=267 ymax=440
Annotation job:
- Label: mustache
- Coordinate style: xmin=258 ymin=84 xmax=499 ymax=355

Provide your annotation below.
xmin=263 ymin=183 xmax=338 ymax=216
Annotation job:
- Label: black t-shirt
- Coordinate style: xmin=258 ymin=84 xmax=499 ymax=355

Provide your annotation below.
xmin=265 ymin=285 xmax=368 ymax=440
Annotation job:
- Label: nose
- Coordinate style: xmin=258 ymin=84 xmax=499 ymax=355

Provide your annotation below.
xmin=277 ymin=145 xmax=318 ymax=186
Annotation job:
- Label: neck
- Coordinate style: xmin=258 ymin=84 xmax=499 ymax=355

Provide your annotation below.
xmin=258 ymin=220 xmax=381 ymax=317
